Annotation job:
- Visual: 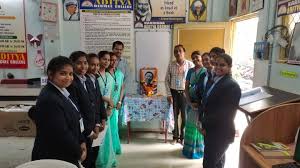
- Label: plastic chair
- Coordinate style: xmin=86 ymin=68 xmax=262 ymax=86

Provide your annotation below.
xmin=16 ymin=159 xmax=77 ymax=168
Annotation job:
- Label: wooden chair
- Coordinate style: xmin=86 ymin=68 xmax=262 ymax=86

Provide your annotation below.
xmin=239 ymin=103 xmax=300 ymax=168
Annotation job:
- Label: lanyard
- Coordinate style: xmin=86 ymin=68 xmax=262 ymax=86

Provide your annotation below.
xmin=203 ymin=75 xmax=223 ymax=98
xmin=99 ymin=72 xmax=108 ymax=87
xmin=108 ymin=69 xmax=117 ymax=83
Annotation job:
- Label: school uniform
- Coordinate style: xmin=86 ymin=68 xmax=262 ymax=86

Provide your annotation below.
xmin=86 ymin=74 xmax=107 ymax=168
xmin=67 ymin=74 xmax=96 ymax=168
xmin=32 ymin=82 xmax=84 ymax=167
xmin=199 ymin=74 xmax=241 ymax=168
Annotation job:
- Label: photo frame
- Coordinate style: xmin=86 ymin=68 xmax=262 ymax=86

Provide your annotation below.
xmin=229 ymin=0 xmax=238 ymax=17
xmin=237 ymin=0 xmax=250 ymax=16
xmin=40 ymin=2 xmax=58 ymax=22
xmin=251 ymin=0 xmax=264 ymax=12
xmin=288 ymin=23 xmax=300 ymax=65
xmin=63 ymin=0 xmax=80 ymax=21
xmin=140 ymin=67 xmax=158 ymax=96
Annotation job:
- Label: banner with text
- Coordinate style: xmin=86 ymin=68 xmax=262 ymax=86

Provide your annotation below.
xmin=134 ymin=0 xmax=186 ymax=29
xmin=277 ymin=0 xmax=300 ymax=17
xmin=80 ymin=0 xmax=133 ymax=10
xmin=80 ymin=10 xmax=133 ymax=59
xmin=0 ymin=0 xmax=27 ymax=69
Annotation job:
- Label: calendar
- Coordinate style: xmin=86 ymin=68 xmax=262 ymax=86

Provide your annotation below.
xmin=40 ymin=2 xmax=57 ymax=22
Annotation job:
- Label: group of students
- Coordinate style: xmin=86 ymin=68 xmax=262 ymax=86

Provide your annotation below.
xmin=30 ymin=41 xmax=127 ymax=168
xmin=166 ymin=45 xmax=241 ymax=168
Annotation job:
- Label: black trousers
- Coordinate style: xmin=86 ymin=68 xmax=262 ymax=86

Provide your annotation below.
xmin=203 ymin=134 xmax=229 ymax=168
xmin=170 ymin=89 xmax=186 ymax=140
xmin=82 ymin=138 xmax=92 ymax=168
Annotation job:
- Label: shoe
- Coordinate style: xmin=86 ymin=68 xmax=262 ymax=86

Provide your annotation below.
xmin=170 ymin=139 xmax=177 ymax=145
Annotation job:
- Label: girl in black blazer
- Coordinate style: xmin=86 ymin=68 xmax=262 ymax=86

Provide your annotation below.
xmin=199 ymin=53 xmax=241 ymax=168
xmin=32 ymin=56 xmax=86 ymax=167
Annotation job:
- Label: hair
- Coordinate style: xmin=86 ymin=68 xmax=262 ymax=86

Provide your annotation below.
xmin=209 ymin=47 xmax=225 ymax=55
xmin=216 ymin=53 xmax=233 ymax=67
xmin=174 ymin=44 xmax=186 ymax=52
xmin=87 ymin=53 xmax=98 ymax=63
xmin=145 ymin=71 xmax=153 ymax=77
xmin=47 ymin=56 xmax=73 ymax=76
xmin=98 ymin=50 xmax=110 ymax=59
xmin=7 ymin=73 xmax=15 ymax=79
xmin=69 ymin=51 xmax=87 ymax=63
xmin=112 ymin=41 xmax=124 ymax=50
xmin=201 ymin=52 xmax=210 ymax=58
xmin=191 ymin=50 xmax=201 ymax=58
xmin=109 ymin=52 xmax=117 ymax=57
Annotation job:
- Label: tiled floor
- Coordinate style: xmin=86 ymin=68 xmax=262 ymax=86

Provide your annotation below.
xmin=0 ymin=111 xmax=248 ymax=168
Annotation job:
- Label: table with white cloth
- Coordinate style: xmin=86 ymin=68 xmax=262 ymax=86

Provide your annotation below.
xmin=122 ymin=95 xmax=174 ymax=143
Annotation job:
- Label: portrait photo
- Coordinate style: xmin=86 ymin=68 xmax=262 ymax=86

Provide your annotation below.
xmin=63 ymin=0 xmax=79 ymax=21
xmin=288 ymin=23 xmax=300 ymax=64
xmin=188 ymin=0 xmax=207 ymax=22
xmin=134 ymin=0 xmax=152 ymax=28
xmin=229 ymin=0 xmax=238 ymax=17
xmin=237 ymin=0 xmax=250 ymax=16
xmin=139 ymin=67 xmax=158 ymax=95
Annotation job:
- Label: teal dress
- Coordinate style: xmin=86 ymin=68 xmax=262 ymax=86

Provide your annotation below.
xmin=109 ymin=69 xmax=124 ymax=155
xmin=96 ymin=72 xmax=117 ymax=168
xmin=182 ymin=67 xmax=206 ymax=159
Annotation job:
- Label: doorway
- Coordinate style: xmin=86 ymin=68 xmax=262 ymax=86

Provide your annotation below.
xmin=231 ymin=17 xmax=259 ymax=91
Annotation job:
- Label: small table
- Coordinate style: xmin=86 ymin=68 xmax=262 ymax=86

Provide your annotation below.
xmin=123 ymin=95 xmax=173 ymax=144
xmin=239 ymin=86 xmax=300 ymax=123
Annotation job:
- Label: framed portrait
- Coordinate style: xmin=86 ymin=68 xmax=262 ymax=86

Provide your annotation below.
xmin=229 ymin=0 xmax=238 ymax=17
xmin=188 ymin=0 xmax=207 ymax=22
xmin=288 ymin=23 xmax=300 ymax=65
xmin=237 ymin=0 xmax=250 ymax=16
xmin=251 ymin=0 xmax=264 ymax=12
xmin=63 ymin=0 xmax=80 ymax=21
xmin=140 ymin=67 xmax=158 ymax=96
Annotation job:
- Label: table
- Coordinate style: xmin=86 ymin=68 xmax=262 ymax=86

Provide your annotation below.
xmin=238 ymin=86 xmax=300 ymax=123
xmin=123 ymin=95 xmax=173 ymax=144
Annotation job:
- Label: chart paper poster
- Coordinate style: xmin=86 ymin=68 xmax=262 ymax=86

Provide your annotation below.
xmin=134 ymin=0 xmax=186 ymax=29
xmin=80 ymin=10 xmax=133 ymax=58
xmin=0 ymin=0 xmax=27 ymax=69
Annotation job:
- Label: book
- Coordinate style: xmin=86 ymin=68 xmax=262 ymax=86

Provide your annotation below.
xmin=251 ymin=142 xmax=293 ymax=159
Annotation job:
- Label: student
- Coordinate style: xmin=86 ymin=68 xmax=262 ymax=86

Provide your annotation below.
xmin=199 ymin=53 xmax=241 ymax=168
xmin=68 ymin=51 xmax=97 ymax=168
xmin=165 ymin=44 xmax=194 ymax=144
xmin=86 ymin=53 xmax=108 ymax=168
xmin=31 ymin=56 xmax=86 ymax=167
xmin=96 ymin=51 xmax=117 ymax=168
xmin=183 ymin=51 xmax=206 ymax=159
xmin=108 ymin=52 xmax=124 ymax=155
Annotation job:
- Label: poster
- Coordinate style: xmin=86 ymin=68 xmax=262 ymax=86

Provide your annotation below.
xmin=134 ymin=0 xmax=186 ymax=29
xmin=0 ymin=0 xmax=27 ymax=69
xmin=251 ymin=0 xmax=264 ymax=12
xmin=277 ymin=0 xmax=300 ymax=17
xmin=288 ymin=23 xmax=300 ymax=65
xmin=237 ymin=0 xmax=250 ymax=16
xmin=63 ymin=0 xmax=80 ymax=21
xmin=79 ymin=0 xmax=133 ymax=10
xmin=188 ymin=0 xmax=207 ymax=22
xmin=229 ymin=0 xmax=238 ymax=17
xmin=80 ymin=10 xmax=133 ymax=58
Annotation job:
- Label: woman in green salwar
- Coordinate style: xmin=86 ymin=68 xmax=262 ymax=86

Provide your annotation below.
xmin=107 ymin=52 xmax=124 ymax=155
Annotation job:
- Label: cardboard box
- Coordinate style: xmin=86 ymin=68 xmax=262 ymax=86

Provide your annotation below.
xmin=0 ymin=111 xmax=36 ymax=137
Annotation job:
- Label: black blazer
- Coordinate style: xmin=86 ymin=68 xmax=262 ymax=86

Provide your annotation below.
xmin=85 ymin=74 xmax=107 ymax=124
xmin=199 ymin=74 xmax=241 ymax=143
xmin=32 ymin=83 xmax=83 ymax=166
xmin=67 ymin=75 xmax=95 ymax=137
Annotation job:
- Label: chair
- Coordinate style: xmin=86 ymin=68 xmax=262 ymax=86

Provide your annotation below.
xmin=16 ymin=159 xmax=77 ymax=168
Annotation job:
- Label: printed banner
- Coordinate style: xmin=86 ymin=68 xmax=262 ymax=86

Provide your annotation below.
xmin=277 ymin=0 xmax=300 ymax=17
xmin=188 ymin=0 xmax=207 ymax=22
xmin=79 ymin=0 xmax=133 ymax=10
xmin=80 ymin=10 xmax=132 ymax=58
xmin=0 ymin=0 xmax=27 ymax=69
xmin=134 ymin=0 xmax=186 ymax=29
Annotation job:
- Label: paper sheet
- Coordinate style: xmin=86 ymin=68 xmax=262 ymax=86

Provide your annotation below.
xmin=239 ymin=87 xmax=273 ymax=106
xmin=92 ymin=126 xmax=107 ymax=147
